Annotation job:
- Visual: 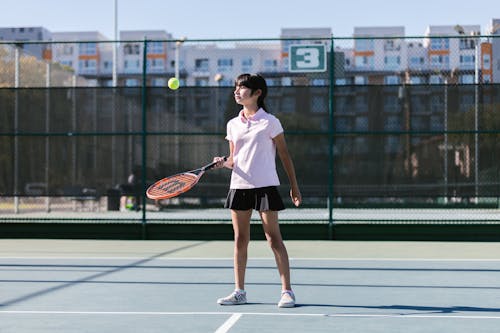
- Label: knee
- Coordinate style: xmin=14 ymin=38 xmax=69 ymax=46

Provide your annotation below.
xmin=266 ymin=234 xmax=284 ymax=251
xmin=234 ymin=233 xmax=250 ymax=249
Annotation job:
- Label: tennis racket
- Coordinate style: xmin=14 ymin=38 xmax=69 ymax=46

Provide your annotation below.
xmin=146 ymin=157 xmax=227 ymax=200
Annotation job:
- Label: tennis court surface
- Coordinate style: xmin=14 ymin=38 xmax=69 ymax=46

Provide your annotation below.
xmin=1 ymin=239 xmax=500 ymax=332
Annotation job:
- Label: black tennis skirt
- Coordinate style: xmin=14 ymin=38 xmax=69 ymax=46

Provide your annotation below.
xmin=224 ymin=186 xmax=285 ymax=211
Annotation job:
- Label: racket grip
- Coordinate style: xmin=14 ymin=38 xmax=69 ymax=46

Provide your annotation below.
xmin=206 ymin=156 xmax=228 ymax=170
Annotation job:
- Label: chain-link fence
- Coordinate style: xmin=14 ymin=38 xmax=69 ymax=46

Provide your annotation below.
xmin=0 ymin=36 xmax=499 ymax=230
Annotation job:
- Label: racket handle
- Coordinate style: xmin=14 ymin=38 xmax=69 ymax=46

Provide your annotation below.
xmin=205 ymin=156 xmax=228 ymax=171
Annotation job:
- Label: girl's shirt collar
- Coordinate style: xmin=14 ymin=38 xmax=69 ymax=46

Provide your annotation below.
xmin=239 ymin=108 xmax=265 ymax=123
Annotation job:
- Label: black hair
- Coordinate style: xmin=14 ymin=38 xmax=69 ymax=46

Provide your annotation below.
xmin=235 ymin=73 xmax=268 ymax=110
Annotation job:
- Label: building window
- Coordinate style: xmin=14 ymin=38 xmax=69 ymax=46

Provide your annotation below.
xmin=459 ymin=75 xmax=475 ymax=84
xmin=61 ymin=45 xmax=73 ymax=55
xmin=384 ymin=95 xmax=401 ymax=113
xmin=410 ymin=116 xmax=427 ymax=130
xmin=147 ymin=58 xmax=165 ymax=72
xmin=124 ymin=60 xmax=141 ymax=73
xmin=311 ymin=95 xmax=327 ymax=113
xmin=459 ymin=38 xmax=476 ymax=50
xmin=459 ymin=94 xmax=474 ymax=111
xmin=264 ymin=59 xmax=278 ymax=72
xmin=355 ymin=55 xmax=374 ymax=69
xmin=385 ymin=136 xmax=401 ymax=153
xmin=354 ymin=76 xmax=367 ymax=85
xmin=384 ymin=39 xmax=400 ymax=51
xmin=355 ymin=116 xmax=368 ymax=131
xmin=355 ymin=39 xmax=374 ymax=52
xmin=409 ymin=76 xmax=424 ymax=84
xmin=430 ymin=55 xmax=449 ymax=68
xmin=384 ymin=75 xmax=400 ymax=84
xmin=125 ymin=79 xmax=139 ymax=87
xmin=355 ymin=137 xmax=369 ymax=153
xmin=335 ymin=117 xmax=351 ymax=131
xmin=78 ymin=59 xmax=96 ymax=74
xmin=384 ymin=115 xmax=401 ymax=130
xmin=483 ymin=54 xmax=491 ymax=70
xmin=217 ymin=58 xmax=233 ymax=72
xmin=384 ymin=56 xmax=400 ymax=69
xmin=430 ymin=95 xmax=444 ymax=112
xmin=195 ymin=58 xmax=209 ymax=72
xmin=195 ymin=77 xmax=209 ymax=86
xmin=79 ymin=43 xmax=97 ymax=55
xmin=459 ymin=54 xmax=475 ymax=68
xmin=102 ymin=61 xmax=110 ymax=71
xmin=124 ymin=43 xmax=141 ymax=55
xmin=241 ymin=58 xmax=253 ymax=72
xmin=335 ymin=96 xmax=351 ymax=114
xmin=147 ymin=42 xmax=164 ymax=54
xmin=430 ymin=38 xmax=449 ymax=51
xmin=429 ymin=75 xmax=444 ymax=84
xmin=409 ymin=56 xmax=425 ymax=68
xmin=151 ymin=78 xmax=167 ymax=87
xmin=430 ymin=115 xmax=444 ymax=130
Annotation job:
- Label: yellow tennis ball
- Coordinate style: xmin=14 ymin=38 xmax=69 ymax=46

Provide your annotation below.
xmin=168 ymin=77 xmax=180 ymax=90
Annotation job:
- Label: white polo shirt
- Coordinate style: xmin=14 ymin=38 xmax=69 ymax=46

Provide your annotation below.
xmin=226 ymin=108 xmax=284 ymax=189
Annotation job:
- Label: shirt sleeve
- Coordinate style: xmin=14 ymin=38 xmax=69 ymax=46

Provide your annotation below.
xmin=225 ymin=120 xmax=233 ymax=141
xmin=268 ymin=115 xmax=284 ymax=138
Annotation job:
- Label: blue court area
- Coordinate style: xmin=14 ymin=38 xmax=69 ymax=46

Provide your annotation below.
xmin=1 ymin=240 xmax=500 ymax=332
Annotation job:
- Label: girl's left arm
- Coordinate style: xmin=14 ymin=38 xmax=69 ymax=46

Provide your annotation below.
xmin=273 ymin=133 xmax=302 ymax=207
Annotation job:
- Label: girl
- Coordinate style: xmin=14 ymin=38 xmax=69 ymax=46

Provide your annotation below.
xmin=213 ymin=73 xmax=302 ymax=308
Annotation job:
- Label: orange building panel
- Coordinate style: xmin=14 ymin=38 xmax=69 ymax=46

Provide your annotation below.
xmin=147 ymin=53 xmax=167 ymax=59
xmin=481 ymin=43 xmax=492 ymax=75
xmin=78 ymin=54 xmax=99 ymax=60
xmin=353 ymin=51 xmax=374 ymax=57
xmin=42 ymin=49 xmax=52 ymax=61
xmin=428 ymin=49 xmax=450 ymax=56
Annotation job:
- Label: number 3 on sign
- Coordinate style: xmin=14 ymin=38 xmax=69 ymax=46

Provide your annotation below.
xmin=296 ymin=48 xmax=320 ymax=68
xmin=289 ymin=45 xmax=326 ymax=72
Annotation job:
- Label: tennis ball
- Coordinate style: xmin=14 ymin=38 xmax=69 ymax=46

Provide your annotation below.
xmin=168 ymin=77 xmax=180 ymax=90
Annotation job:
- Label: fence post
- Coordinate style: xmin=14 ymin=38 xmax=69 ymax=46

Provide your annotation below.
xmin=141 ymin=38 xmax=148 ymax=239
xmin=14 ymin=45 xmax=20 ymax=214
xmin=45 ymin=61 xmax=51 ymax=213
xmin=328 ymin=36 xmax=335 ymax=240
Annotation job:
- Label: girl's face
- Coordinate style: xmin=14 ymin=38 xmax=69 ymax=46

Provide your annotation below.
xmin=234 ymin=84 xmax=259 ymax=106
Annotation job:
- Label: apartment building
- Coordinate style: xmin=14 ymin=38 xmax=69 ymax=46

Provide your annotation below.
xmin=119 ymin=30 xmax=174 ymax=87
xmin=51 ymin=31 xmax=111 ymax=86
xmin=424 ymin=25 xmax=481 ymax=84
xmin=490 ymin=18 xmax=500 ymax=83
xmin=351 ymin=26 xmax=406 ymax=85
xmin=181 ymin=42 xmax=283 ymax=87
xmin=1 ymin=23 xmax=499 ymax=86
xmin=0 ymin=26 xmax=51 ymax=59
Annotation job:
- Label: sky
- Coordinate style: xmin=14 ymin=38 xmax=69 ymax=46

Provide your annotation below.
xmin=1 ymin=0 xmax=499 ymax=40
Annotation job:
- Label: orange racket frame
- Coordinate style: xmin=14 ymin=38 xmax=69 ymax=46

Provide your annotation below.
xmin=146 ymin=157 xmax=227 ymax=200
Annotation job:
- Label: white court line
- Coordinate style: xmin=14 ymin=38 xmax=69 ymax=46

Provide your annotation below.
xmin=2 ymin=256 xmax=500 ymax=261
xmin=1 ymin=310 xmax=500 ymax=320
xmin=214 ymin=313 xmax=242 ymax=333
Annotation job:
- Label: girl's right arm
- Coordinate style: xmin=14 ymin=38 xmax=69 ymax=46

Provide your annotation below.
xmin=214 ymin=141 xmax=234 ymax=169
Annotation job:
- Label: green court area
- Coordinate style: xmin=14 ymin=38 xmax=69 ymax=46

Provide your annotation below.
xmin=1 ymin=240 xmax=500 ymax=333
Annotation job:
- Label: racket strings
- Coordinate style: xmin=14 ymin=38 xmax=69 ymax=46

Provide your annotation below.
xmin=147 ymin=173 xmax=198 ymax=199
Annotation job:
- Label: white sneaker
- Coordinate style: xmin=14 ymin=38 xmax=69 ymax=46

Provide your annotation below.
xmin=278 ymin=290 xmax=295 ymax=308
xmin=217 ymin=290 xmax=247 ymax=305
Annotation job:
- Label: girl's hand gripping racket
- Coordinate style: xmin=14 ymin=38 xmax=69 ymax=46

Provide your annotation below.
xmin=146 ymin=157 xmax=227 ymax=200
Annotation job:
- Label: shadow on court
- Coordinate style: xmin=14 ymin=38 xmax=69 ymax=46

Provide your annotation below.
xmin=297 ymin=303 xmax=500 ymax=314
xmin=0 ymin=241 xmax=208 ymax=308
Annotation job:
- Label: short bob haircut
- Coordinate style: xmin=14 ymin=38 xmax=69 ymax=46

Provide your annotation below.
xmin=235 ymin=73 xmax=268 ymax=110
